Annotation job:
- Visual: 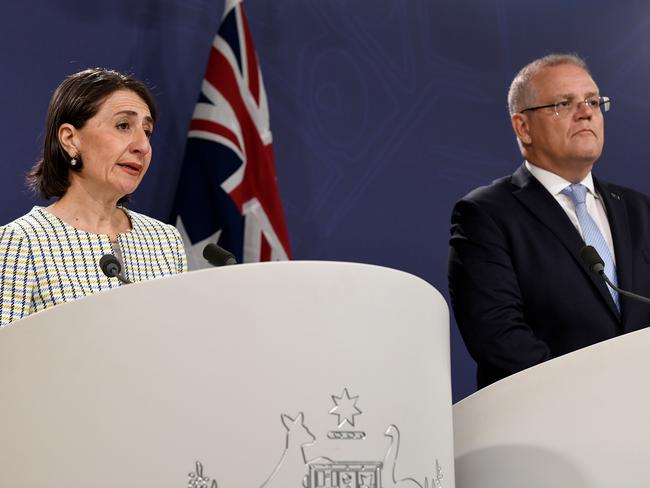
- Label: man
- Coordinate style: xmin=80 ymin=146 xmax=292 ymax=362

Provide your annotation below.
xmin=448 ymin=53 xmax=650 ymax=389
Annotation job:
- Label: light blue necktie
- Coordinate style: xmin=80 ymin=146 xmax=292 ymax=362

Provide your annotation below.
xmin=562 ymin=183 xmax=620 ymax=310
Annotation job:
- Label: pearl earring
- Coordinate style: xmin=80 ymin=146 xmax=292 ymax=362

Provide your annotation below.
xmin=70 ymin=157 xmax=78 ymax=168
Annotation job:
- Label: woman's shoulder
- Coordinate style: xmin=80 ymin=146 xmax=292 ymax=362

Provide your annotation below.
xmin=1 ymin=207 xmax=51 ymax=238
xmin=122 ymin=208 xmax=181 ymax=238
xmin=0 ymin=207 xmax=53 ymax=251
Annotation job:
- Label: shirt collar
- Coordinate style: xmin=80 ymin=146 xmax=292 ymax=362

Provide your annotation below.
xmin=524 ymin=160 xmax=597 ymax=198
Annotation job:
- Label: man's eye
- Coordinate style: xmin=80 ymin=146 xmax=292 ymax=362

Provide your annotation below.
xmin=557 ymin=100 xmax=572 ymax=108
xmin=587 ymin=98 xmax=600 ymax=107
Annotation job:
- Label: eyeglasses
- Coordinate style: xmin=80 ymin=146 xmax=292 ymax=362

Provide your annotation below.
xmin=520 ymin=96 xmax=611 ymax=116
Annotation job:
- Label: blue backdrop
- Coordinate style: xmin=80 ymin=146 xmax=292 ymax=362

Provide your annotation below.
xmin=3 ymin=0 xmax=650 ymax=401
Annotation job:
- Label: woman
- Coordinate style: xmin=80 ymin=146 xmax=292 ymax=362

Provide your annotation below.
xmin=0 ymin=68 xmax=187 ymax=326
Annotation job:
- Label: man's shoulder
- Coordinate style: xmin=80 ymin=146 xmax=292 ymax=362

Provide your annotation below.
xmin=450 ymin=165 xmax=540 ymax=228
xmin=463 ymin=174 xmax=515 ymax=201
xmin=459 ymin=165 xmax=531 ymax=207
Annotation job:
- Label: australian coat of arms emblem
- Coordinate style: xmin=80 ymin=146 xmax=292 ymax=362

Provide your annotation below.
xmin=188 ymin=388 xmax=444 ymax=488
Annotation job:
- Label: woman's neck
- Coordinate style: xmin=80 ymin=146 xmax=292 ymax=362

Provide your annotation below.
xmin=47 ymin=189 xmax=131 ymax=241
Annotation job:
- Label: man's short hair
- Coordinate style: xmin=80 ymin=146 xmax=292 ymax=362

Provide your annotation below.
xmin=507 ymin=53 xmax=590 ymax=116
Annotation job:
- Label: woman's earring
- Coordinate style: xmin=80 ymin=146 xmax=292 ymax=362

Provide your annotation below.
xmin=70 ymin=157 xmax=79 ymax=168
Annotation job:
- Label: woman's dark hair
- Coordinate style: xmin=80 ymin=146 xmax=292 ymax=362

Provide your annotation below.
xmin=27 ymin=67 xmax=157 ymax=200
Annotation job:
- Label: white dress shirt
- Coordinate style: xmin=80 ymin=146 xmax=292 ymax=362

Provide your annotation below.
xmin=525 ymin=160 xmax=616 ymax=262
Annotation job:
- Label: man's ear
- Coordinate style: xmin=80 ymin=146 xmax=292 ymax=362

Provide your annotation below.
xmin=511 ymin=113 xmax=532 ymax=145
xmin=58 ymin=123 xmax=79 ymax=157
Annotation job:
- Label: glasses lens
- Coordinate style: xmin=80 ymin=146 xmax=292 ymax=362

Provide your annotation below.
xmin=553 ymin=100 xmax=572 ymax=115
xmin=600 ymin=97 xmax=611 ymax=112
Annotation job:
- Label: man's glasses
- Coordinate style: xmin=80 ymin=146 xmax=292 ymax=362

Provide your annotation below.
xmin=520 ymin=96 xmax=611 ymax=116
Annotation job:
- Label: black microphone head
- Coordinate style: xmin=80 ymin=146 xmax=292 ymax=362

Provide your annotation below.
xmin=203 ymin=243 xmax=237 ymax=266
xmin=99 ymin=254 xmax=122 ymax=278
xmin=580 ymin=245 xmax=605 ymax=274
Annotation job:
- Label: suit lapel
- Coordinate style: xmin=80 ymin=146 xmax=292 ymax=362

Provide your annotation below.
xmin=511 ymin=164 xmax=621 ymax=320
xmin=596 ymin=179 xmax=632 ymax=315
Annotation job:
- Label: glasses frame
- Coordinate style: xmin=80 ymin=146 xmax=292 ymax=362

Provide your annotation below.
xmin=520 ymin=96 xmax=611 ymax=116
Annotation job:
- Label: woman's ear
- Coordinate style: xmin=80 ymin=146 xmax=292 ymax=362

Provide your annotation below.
xmin=58 ymin=123 xmax=79 ymax=157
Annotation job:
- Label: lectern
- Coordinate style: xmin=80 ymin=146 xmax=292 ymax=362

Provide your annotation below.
xmin=0 ymin=262 xmax=453 ymax=488
xmin=454 ymin=327 xmax=650 ymax=488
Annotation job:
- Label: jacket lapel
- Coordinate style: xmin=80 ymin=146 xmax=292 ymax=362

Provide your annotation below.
xmin=596 ymin=179 xmax=632 ymax=317
xmin=511 ymin=164 xmax=621 ymax=320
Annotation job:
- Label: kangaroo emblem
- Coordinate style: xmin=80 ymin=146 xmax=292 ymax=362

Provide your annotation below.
xmin=259 ymin=412 xmax=315 ymax=488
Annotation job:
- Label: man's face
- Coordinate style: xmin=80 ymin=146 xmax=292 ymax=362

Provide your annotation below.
xmin=515 ymin=63 xmax=605 ymax=180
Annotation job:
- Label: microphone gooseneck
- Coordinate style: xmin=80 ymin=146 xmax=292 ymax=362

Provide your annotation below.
xmin=580 ymin=245 xmax=650 ymax=306
xmin=202 ymin=243 xmax=237 ymax=266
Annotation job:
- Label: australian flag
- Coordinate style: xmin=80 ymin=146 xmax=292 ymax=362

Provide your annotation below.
xmin=172 ymin=0 xmax=291 ymax=270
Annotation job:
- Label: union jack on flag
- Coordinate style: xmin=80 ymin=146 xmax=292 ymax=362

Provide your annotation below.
xmin=172 ymin=0 xmax=291 ymax=269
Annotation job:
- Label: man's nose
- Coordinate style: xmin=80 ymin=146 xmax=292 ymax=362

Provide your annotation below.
xmin=575 ymin=100 xmax=594 ymax=118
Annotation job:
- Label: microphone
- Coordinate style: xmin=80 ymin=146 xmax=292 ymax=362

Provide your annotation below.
xmin=202 ymin=243 xmax=237 ymax=266
xmin=99 ymin=254 xmax=132 ymax=285
xmin=580 ymin=245 xmax=650 ymax=305
xmin=580 ymin=245 xmax=605 ymax=274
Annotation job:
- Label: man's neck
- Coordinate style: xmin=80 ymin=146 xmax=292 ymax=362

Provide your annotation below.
xmin=524 ymin=155 xmax=594 ymax=184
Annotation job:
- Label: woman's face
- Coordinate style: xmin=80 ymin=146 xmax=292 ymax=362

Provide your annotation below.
xmin=70 ymin=89 xmax=154 ymax=201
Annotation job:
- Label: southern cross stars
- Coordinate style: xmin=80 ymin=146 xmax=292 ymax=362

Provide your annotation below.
xmin=329 ymin=388 xmax=362 ymax=428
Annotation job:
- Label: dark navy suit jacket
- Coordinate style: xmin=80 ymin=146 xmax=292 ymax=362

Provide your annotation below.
xmin=449 ymin=164 xmax=650 ymax=388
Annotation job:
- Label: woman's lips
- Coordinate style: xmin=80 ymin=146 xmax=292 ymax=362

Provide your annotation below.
xmin=117 ymin=162 xmax=142 ymax=175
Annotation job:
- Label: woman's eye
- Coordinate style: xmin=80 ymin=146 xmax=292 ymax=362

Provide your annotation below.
xmin=117 ymin=122 xmax=129 ymax=130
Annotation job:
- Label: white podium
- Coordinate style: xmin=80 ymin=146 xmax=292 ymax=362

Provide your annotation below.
xmin=453 ymin=327 xmax=650 ymax=488
xmin=0 ymin=262 xmax=453 ymax=488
